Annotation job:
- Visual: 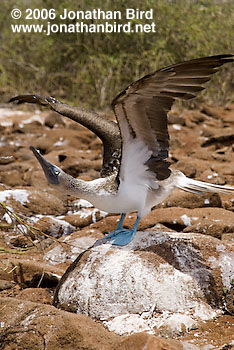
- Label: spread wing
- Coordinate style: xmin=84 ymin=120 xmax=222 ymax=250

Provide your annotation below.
xmin=112 ymin=54 xmax=234 ymax=181
xmin=9 ymin=94 xmax=121 ymax=177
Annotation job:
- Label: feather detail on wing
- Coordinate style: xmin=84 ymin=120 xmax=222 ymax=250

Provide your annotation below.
xmin=9 ymin=94 xmax=121 ymax=177
xmin=112 ymin=54 xmax=234 ymax=181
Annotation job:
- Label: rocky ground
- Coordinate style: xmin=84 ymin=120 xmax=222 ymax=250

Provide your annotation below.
xmin=0 ymin=102 xmax=233 ymax=350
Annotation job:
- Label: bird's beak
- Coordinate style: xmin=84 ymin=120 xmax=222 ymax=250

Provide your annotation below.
xmin=30 ymin=146 xmax=60 ymax=185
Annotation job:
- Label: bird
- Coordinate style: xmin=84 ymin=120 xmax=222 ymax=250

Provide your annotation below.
xmin=10 ymin=54 xmax=234 ymax=247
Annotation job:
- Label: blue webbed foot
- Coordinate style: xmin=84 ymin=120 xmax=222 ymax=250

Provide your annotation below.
xmin=92 ymin=216 xmax=140 ymax=247
xmin=108 ymin=228 xmax=137 ymax=246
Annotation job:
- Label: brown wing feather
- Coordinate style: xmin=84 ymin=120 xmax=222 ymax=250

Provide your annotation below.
xmin=9 ymin=94 xmax=121 ymax=177
xmin=112 ymin=54 xmax=234 ymax=180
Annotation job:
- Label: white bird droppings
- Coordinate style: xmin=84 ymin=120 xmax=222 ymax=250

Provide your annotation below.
xmin=0 ymin=189 xmax=29 ymax=205
xmin=181 ymin=214 xmax=191 ymax=226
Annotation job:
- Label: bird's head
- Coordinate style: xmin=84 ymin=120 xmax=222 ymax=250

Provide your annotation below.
xmin=30 ymin=146 xmax=62 ymax=185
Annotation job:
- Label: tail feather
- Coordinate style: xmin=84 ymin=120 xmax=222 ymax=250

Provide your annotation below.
xmin=175 ymin=174 xmax=234 ymax=195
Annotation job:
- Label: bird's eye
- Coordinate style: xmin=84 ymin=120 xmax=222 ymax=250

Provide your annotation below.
xmin=55 ymin=170 xmax=60 ymax=175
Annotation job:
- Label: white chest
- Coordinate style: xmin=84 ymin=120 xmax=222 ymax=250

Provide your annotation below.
xmin=86 ymin=181 xmax=148 ymax=214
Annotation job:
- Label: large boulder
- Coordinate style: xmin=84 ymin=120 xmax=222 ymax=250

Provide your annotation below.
xmin=54 ymin=231 xmax=234 ymax=336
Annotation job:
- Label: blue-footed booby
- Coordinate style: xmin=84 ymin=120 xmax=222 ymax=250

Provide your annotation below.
xmin=10 ymin=55 xmax=234 ymax=246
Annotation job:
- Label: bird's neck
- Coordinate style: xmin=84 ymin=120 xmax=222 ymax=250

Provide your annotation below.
xmin=57 ymin=173 xmax=117 ymax=202
xmin=59 ymin=176 xmax=93 ymax=199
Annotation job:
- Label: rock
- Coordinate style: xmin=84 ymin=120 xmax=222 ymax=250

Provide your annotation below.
xmin=0 ymin=155 xmax=15 ymax=165
xmin=0 ymin=168 xmax=25 ymax=186
xmin=0 ymin=258 xmax=63 ymax=286
xmin=181 ymin=207 xmax=234 ymax=237
xmin=174 ymin=160 xmax=197 ymax=178
xmin=16 ymin=287 xmax=53 ymax=304
xmin=12 ymin=120 xmax=43 ymax=133
xmin=0 ymin=296 xmax=185 ymax=350
xmin=32 ymin=136 xmax=55 ymax=154
xmin=0 ymin=188 xmax=31 ymax=214
xmin=168 ymin=112 xmax=185 ymax=126
xmin=35 ymin=216 xmax=75 ymax=238
xmin=201 ymin=104 xmax=223 ymax=119
xmin=0 ymin=280 xmax=14 ymax=291
xmin=28 ymin=190 xmax=66 ymax=215
xmin=118 ymin=332 xmax=183 ymax=350
xmin=0 ymin=297 xmax=120 ymax=350
xmin=15 ymin=147 xmax=35 ymax=161
xmin=188 ymin=110 xmax=207 ymax=124
xmin=64 ymin=212 xmax=94 ymax=228
xmin=201 ymin=132 xmax=234 ymax=148
xmin=25 ymin=168 xmax=50 ymax=187
xmin=149 ymin=207 xmax=234 ymax=238
xmin=0 ymin=159 xmax=33 ymax=187
xmin=54 ymin=231 xmax=234 ymax=336
xmin=163 ymin=189 xmax=222 ymax=209
xmin=212 ymin=163 xmax=234 ymax=177
xmin=44 ymin=229 xmax=101 ymax=266
xmin=44 ymin=112 xmax=66 ymax=128
xmin=64 ymin=207 xmax=108 ymax=228
xmin=8 ymin=234 xmax=35 ymax=248
xmin=0 ymin=188 xmax=66 ymax=216
xmin=180 ymin=315 xmax=234 ymax=349
xmin=222 ymin=233 xmax=234 ymax=242
xmin=62 ymin=157 xmax=102 ymax=177
xmin=200 ymin=125 xmax=216 ymax=138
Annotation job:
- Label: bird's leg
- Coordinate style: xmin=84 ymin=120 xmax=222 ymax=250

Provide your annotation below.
xmin=115 ymin=213 xmax=126 ymax=230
